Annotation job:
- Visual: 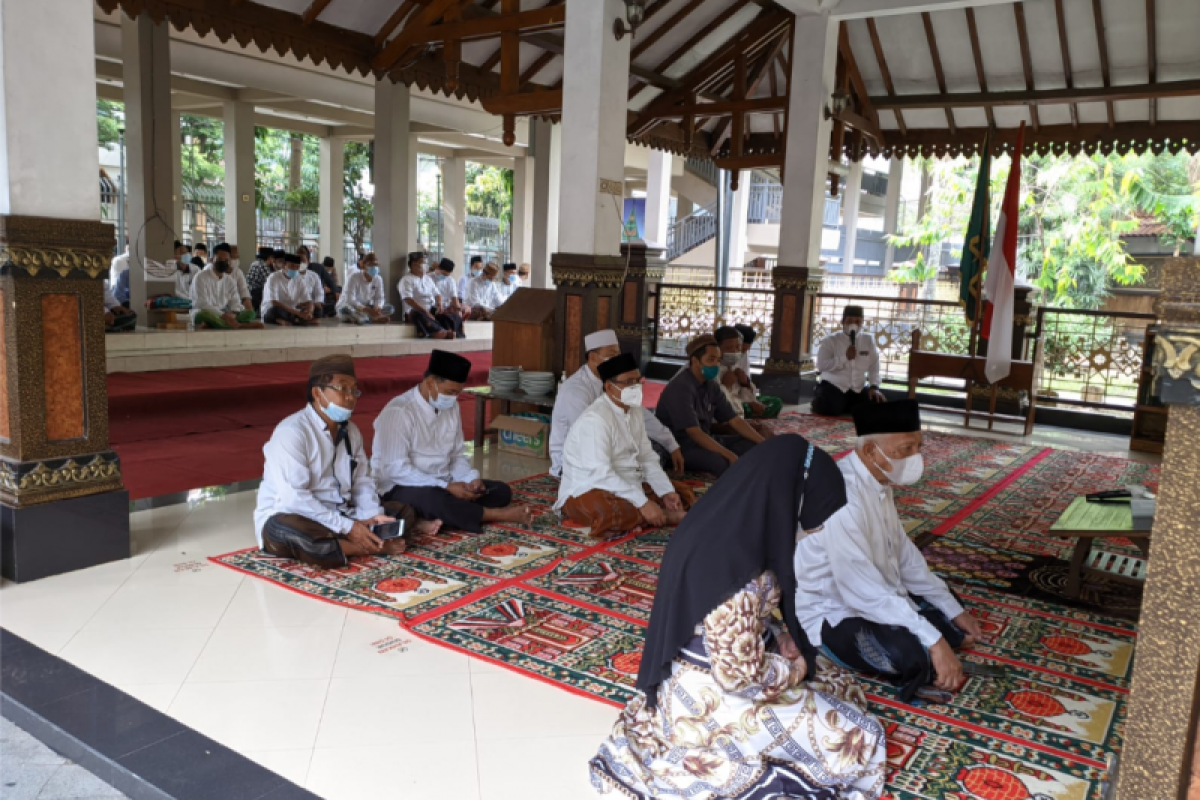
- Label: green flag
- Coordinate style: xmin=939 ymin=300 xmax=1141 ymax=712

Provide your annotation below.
xmin=959 ymin=129 xmax=992 ymax=327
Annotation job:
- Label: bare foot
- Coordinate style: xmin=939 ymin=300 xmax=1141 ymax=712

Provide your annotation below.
xmin=483 ymin=504 xmax=535 ymax=526
xmin=665 ymin=509 xmax=687 ymax=526
xmin=415 ymin=518 xmax=443 ymax=536
xmin=382 ymin=538 xmax=408 ymax=556
xmin=275 ymin=320 xmax=292 ymax=327
xmin=433 ymin=330 xmax=452 ymax=340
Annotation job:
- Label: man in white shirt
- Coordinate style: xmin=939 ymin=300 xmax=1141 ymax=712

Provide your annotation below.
xmin=104 ymin=280 xmax=138 ymax=333
xmin=109 ymin=244 xmax=130 ymax=286
xmin=556 ymin=353 xmax=694 ymax=540
xmin=174 ymin=255 xmax=203 ymax=301
xmin=550 ymin=329 xmax=683 ymax=478
xmin=263 ymin=254 xmax=318 ymax=326
xmin=432 ymin=258 xmax=466 ymax=337
xmin=793 ymin=400 xmax=983 ymax=703
xmin=191 ymin=253 xmax=263 ymax=330
xmin=458 ymin=255 xmax=483 ymax=303
xmin=713 ymin=326 xmax=776 ymax=439
xmin=398 ymin=251 xmax=455 ymax=340
xmin=813 ymin=304 xmax=885 ymax=416
xmin=464 ymin=262 xmax=502 ymax=320
xmin=255 ymin=355 xmax=441 ymax=568
xmin=497 ymin=262 xmax=520 ymax=302
xmin=337 ymin=253 xmax=394 ymax=325
xmin=211 ymin=242 xmax=254 ymax=313
xmin=373 ymin=350 xmax=534 ymax=532
xmin=297 ymin=260 xmax=326 ymax=318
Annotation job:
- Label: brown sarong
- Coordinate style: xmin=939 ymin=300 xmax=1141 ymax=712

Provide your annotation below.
xmin=562 ymin=480 xmax=696 ymax=540
xmin=261 ymin=500 xmax=419 ymax=567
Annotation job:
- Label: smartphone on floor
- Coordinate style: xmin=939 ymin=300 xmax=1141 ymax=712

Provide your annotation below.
xmin=374 ymin=519 xmax=405 ymax=540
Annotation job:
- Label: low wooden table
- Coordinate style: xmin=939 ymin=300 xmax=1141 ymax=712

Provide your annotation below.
xmin=465 ymin=386 xmax=556 ymax=447
xmin=1047 ymin=496 xmax=1152 ymax=599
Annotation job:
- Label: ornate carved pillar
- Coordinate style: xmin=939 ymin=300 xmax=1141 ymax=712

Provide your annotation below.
xmin=614 ymin=243 xmax=666 ymax=370
xmin=759 ymin=265 xmax=823 ymax=403
xmin=0 ymin=216 xmax=130 ymax=582
xmin=551 ymin=253 xmax=625 ymax=377
xmin=1117 ymin=257 xmax=1200 ymax=798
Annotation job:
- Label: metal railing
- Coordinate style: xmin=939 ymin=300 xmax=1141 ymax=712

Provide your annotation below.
xmin=1033 ymin=308 xmax=1156 ymax=411
xmin=666 ymin=200 xmax=717 ymax=260
xmin=684 ymin=157 xmax=719 ymax=188
xmin=653 ymin=283 xmax=775 ymax=367
xmin=747 ymin=184 xmax=783 ymax=224
xmin=861 ymin=171 xmax=889 ymax=197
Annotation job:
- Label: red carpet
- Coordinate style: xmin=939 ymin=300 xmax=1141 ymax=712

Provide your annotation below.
xmin=110 ymin=353 xmax=492 ymax=500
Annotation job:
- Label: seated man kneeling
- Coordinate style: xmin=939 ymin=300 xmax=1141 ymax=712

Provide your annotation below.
xmin=372 ymin=350 xmax=534 ymax=530
xmin=794 ymin=399 xmax=983 ymax=702
xmin=254 ymin=355 xmax=441 ymax=568
xmin=556 ymin=353 xmax=694 ymax=539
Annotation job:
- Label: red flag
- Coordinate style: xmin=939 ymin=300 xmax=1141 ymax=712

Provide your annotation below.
xmin=982 ymin=122 xmax=1025 ymax=383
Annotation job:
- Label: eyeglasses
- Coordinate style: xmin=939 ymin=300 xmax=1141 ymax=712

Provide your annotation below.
xmin=322 ymin=384 xmax=362 ymax=398
xmin=611 ymin=376 xmax=643 ymax=387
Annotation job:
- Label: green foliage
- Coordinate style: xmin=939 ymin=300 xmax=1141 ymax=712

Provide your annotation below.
xmin=180 ymin=114 xmax=225 ymax=191
xmin=254 ymin=128 xmax=319 ymax=210
xmin=97 ymin=100 xmax=123 ymax=149
xmin=887 ymin=251 xmax=939 ymax=284
xmin=1121 ymin=153 xmax=1200 ymax=255
xmin=465 ymin=162 xmax=512 ymax=227
xmin=344 ymin=141 xmax=373 ymax=250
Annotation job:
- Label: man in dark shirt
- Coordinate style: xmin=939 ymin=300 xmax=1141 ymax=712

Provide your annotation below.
xmin=655 ymin=334 xmax=765 ymax=477
xmin=311 ymin=256 xmax=342 ymax=317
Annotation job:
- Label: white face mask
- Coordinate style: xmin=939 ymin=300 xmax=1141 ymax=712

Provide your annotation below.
xmin=429 ymin=387 xmax=458 ymax=411
xmin=878 ymin=451 xmax=924 ymax=486
xmin=720 ymin=352 xmax=740 ymax=367
xmin=617 ymin=384 xmax=643 ymax=407
xmin=844 ymin=323 xmax=861 ymax=336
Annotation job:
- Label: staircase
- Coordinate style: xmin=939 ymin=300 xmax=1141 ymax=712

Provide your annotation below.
xmin=666 ymin=200 xmax=718 ymax=261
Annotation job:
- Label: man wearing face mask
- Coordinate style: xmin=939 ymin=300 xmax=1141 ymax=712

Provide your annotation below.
xmin=373 ymin=350 xmax=535 ymax=531
xmin=812 ymin=305 xmax=885 ymax=416
xmin=432 ymin=258 xmax=466 ymax=337
xmin=713 ymin=326 xmax=775 ymax=439
xmin=556 ymin=353 xmax=694 ymax=539
xmin=262 ymin=254 xmax=318 ymax=326
xmin=497 ymin=262 xmax=520 ymax=303
xmin=191 ymin=244 xmax=262 ymax=329
xmin=208 ymin=242 xmax=254 ymax=313
xmin=246 ymin=246 xmax=276 ymax=312
xmin=399 ymin=251 xmax=455 ymax=339
xmin=458 ymin=255 xmax=483 ymax=303
xmin=793 ymin=400 xmax=983 ymax=703
xmin=337 ymin=253 xmax=394 ymax=325
xmin=464 ymin=261 xmax=503 ymax=320
xmin=255 ymin=355 xmax=441 ymax=568
xmin=655 ymin=334 xmax=765 ymax=477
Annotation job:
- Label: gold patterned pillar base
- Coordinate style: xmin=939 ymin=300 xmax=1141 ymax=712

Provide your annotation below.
xmin=0 ymin=214 xmax=129 ymax=582
xmin=756 ymin=265 xmax=822 ymax=404
xmin=550 ymin=252 xmax=627 ymax=377
xmin=1116 ymin=257 xmax=1200 ymax=799
xmin=613 ymin=243 xmax=666 ymax=370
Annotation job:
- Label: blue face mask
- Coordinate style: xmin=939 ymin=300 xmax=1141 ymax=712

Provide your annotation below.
xmin=435 ymin=273 xmax=448 ymax=282
xmin=701 ymin=364 xmax=721 ymax=381
xmin=318 ymin=389 xmax=353 ymax=423
xmin=429 ymin=390 xmax=458 ymax=412
xmin=285 ymin=269 xmax=298 ymax=279
xmin=470 ymin=268 xmax=482 ymax=278
xmin=367 ymin=266 xmax=380 ymax=278
xmin=505 ymin=275 xmax=516 ymax=284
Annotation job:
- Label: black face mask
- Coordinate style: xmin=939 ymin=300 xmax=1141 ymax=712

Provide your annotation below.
xmin=215 ymin=260 xmax=231 ymax=274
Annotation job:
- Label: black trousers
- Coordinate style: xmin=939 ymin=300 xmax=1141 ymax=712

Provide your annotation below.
xmin=260 ymin=500 xmax=417 ymax=569
xmin=678 ymin=434 xmax=757 ymax=477
xmin=264 ymin=306 xmax=305 ymax=325
xmin=250 ymin=287 xmax=264 ymax=313
xmin=436 ymin=310 xmax=465 ymax=338
xmin=409 ymin=309 xmax=448 ymax=338
xmin=382 ymin=480 xmax=512 ymax=533
xmin=821 ymin=594 xmax=966 ymax=702
xmin=811 ymin=381 xmax=871 ymax=416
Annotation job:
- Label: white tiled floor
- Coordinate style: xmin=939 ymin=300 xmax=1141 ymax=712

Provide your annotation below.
xmin=0 ymin=409 xmax=1159 ymax=798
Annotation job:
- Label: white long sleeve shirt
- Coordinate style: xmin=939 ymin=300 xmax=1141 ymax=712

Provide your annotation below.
xmin=457 ymin=274 xmax=474 ymax=301
xmin=174 ymin=266 xmax=200 ymax=300
xmin=190 ymin=268 xmax=244 ymax=315
xmin=496 ymin=278 xmax=519 ymax=302
xmin=371 ymin=385 xmax=478 ymax=492
xmin=253 ymin=405 xmax=383 ymax=546
xmin=103 ymin=281 xmax=122 ymax=311
xmin=793 ymin=451 xmax=964 ymax=649
xmin=549 ymin=365 xmax=679 ymax=477
xmin=815 ymin=330 xmax=880 ymax=393
xmin=109 ymin=252 xmax=130 ymax=285
xmin=556 ymin=395 xmax=675 ymax=511
xmin=338 ymin=270 xmax=386 ymax=311
xmin=464 ymin=275 xmax=502 ymax=312
xmin=433 ymin=274 xmax=458 ymax=306
xmin=205 ymin=263 xmax=251 ymax=301
xmin=398 ymin=273 xmax=440 ymax=311
xmin=299 ymin=269 xmax=323 ymax=304
xmin=262 ymin=270 xmax=311 ymax=310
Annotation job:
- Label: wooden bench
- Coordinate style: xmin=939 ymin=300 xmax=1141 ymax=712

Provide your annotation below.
xmin=905 ymin=329 xmax=1042 ymax=436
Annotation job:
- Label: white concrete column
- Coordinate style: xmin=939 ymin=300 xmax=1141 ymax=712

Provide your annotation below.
xmin=882 ymin=157 xmax=904 ymax=271
xmin=511 ymin=155 xmax=534 ymax=266
xmin=557 ymin=0 xmax=632 ymax=256
xmin=442 ymin=156 xmax=466 ymax=271
xmin=644 ymin=149 xmax=673 ymax=249
xmin=840 ymin=159 xmax=863 ymax=273
xmin=171 ymin=111 xmax=183 ymax=240
xmin=372 ymin=79 xmax=412 ymax=301
xmin=728 ymin=171 xmax=751 ymax=283
xmin=318 ymin=136 xmax=345 ymax=264
xmin=777 ymin=13 xmax=838 ymax=269
xmin=408 ymin=141 xmax=421 ymax=254
xmin=121 ymin=12 xmax=174 ymax=317
xmin=529 ymin=118 xmax=560 ymax=288
xmin=0 ymin=0 xmax=100 ymax=220
xmin=223 ymin=100 xmax=257 ymax=253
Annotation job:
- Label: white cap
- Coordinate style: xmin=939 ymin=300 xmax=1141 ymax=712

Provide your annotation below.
xmin=584 ymin=329 xmax=619 ymax=351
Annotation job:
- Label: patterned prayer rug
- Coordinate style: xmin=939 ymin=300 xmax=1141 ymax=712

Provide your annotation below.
xmin=211 ymin=415 xmax=1149 ymax=799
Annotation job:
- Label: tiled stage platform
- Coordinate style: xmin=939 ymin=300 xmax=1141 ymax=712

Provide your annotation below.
xmin=105 ymin=320 xmax=494 ymax=373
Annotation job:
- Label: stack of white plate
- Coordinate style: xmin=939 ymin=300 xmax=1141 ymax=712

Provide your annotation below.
xmin=519 ymin=371 xmax=556 ymax=396
xmin=489 ymin=366 xmax=521 ymax=392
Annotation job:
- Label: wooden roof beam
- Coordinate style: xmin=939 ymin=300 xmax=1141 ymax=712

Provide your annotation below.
xmin=870 ymin=78 xmax=1200 ymax=109
xmin=921 ymin=12 xmax=956 ymax=134
xmin=629 ymin=0 xmax=752 ymax=101
xmin=390 ymin=4 xmax=565 ymax=48
xmin=479 ymin=0 xmax=563 ymax=74
xmin=711 ymin=27 xmax=789 ymax=155
xmin=1013 ymin=2 xmax=1040 ymax=131
xmin=302 ymin=0 xmax=334 ymax=26
xmin=865 ymin=18 xmax=905 ymax=136
xmin=1053 ymin=0 xmax=1079 ymax=126
xmin=837 ymin=21 xmax=882 ymax=140
xmin=632 ymin=0 xmax=709 ymax=62
xmin=1147 ymin=0 xmax=1158 ymax=125
xmin=373 ymin=0 xmax=467 ymax=72
xmin=963 ymin=7 xmax=993 ymax=127
xmin=1091 ymin=0 xmax=1115 ymax=127
xmin=375 ymin=1 xmax=419 ymax=48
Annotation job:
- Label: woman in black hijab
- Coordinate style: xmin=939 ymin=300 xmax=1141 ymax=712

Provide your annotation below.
xmin=589 ymin=434 xmax=886 ymax=800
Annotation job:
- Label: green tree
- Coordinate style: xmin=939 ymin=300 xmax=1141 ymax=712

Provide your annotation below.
xmin=465 ymin=162 xmax=512 ymax=225
xmin=97 ymin=99 xmax=123 ymax=148
xmin=179 ymin=114 xmax=225 ymax=193
xmin=344 ymin=141 xmax=373 ymax=254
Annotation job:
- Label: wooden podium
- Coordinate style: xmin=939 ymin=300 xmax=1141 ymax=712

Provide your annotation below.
xmin=490 ymin=288 xmax=557 ymax=373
